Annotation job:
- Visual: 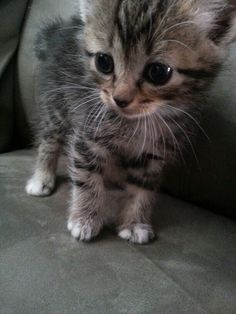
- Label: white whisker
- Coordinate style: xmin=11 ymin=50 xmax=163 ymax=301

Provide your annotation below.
xmin=153 ymin=0 xmax=179 ymax=39
xmin=159 ymin=39 xmax=193 ymax=52
xmin=55 ymin=26 xmax=82 ymax=32
xmin=148 ymin=115 xmax=155 ymax=159
xmin=71 ymin=95 xmax=100 ymax=113
xmin=95 ymin=106 xmax=107 ymax=137
xmin=154 ymin=111 xmax=186 ymax=166
xmin=165 ymin=104 xmax=210 ymax=141
xmin=140 ymin=113 xmax=147 ymax=157
xmin=158 ymin=21 xmax=197 ymax=40
xmin=83 ymin=102 xmax=102 ymax=131
xmin=128 ymin=116 xmax=140 ymax=145
xmin=169 ymin=116 xmax=201 ymax=170
xmin=153 ymin=114 xmax=166 ymax=160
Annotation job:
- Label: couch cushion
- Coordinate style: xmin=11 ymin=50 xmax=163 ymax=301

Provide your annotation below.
xmin=0 ymin=149 xmax=236 ymax=314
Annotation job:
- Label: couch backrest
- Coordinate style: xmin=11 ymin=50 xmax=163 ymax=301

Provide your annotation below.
xmin=3 ymin=0 xmax=236 ymax=218
xmin=163 ymin=50 xmax=236 ymax=219
xmin=0 ymin=0 xmax=29 ymax=152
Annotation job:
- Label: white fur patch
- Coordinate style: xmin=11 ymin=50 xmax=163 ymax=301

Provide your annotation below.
xmin=78 ymin=0 xmax=92 ymax=23
xmin=118 ymin=224 xmax=154 ymax=244
xmin=25 ymin=172 xmax=55 ymax=196
xmin=67 ymin=219 xmax=93 ymax=241
xmin=67 ymin=220 xmax=74 ymax=232
xmin=118 ymin=228 xmax=132 ymax=240
xmin=133 ymin=225 xmax=150 ymax=244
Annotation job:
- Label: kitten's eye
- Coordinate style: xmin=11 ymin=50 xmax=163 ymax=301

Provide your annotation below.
xmin=144 ymin=63 xmax=173 ymax=86
xmin=95 ymin=53 xmax=114 ymax=75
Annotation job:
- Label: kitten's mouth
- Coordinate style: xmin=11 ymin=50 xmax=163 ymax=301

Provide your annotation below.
xmin=100 ymin=91 xmax=160 ymax=119
xmin=109 ymin=103 xmax=156 ymax=120
xmin=118 ymin=107 xmax=141 ymax=118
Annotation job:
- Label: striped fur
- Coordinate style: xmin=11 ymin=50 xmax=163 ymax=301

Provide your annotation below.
xmin=26 ymin=0 xmax=236 ymax=243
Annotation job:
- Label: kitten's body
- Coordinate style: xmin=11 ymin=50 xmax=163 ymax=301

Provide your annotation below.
xmin=26 ymin=0 xmax=236 ymax=243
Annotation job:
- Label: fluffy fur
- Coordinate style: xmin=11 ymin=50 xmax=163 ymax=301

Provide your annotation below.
xmin=26 ymin=0 xmax=236 ymax=243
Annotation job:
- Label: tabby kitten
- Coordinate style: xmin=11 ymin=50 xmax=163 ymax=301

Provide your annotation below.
xmin=26 ymin=0 xmax=236 ymax=243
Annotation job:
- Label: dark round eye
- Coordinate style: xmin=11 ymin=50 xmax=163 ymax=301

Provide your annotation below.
xmin=95 ymin=53 xmax=114 ymax=74
xmin=144 ymin=62 xmax=173 ymax=86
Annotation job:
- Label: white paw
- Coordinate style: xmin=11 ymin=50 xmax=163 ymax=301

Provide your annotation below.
xmin=118 ymin=224 xmax=155 ymax=244
xmin=118 ymin=229 xmax=132 ymax=240
xmin=25 ymin=174 xmax=55 ymax=197
xmin=67 ymin=218 xmax=101 ymax=241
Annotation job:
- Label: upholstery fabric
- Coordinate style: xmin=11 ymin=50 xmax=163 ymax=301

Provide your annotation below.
xmin=0 ymin=0 xmax=29 ymax=152
xmin=1 ymin=150 xmax=236 ymax=314
xmin=163 ymin=48 xmax=236 ymax=219
xmin=0 ymin=1 xmax=236 ymax=312
xmin=15 ymin=0 xmax=74 ymax=148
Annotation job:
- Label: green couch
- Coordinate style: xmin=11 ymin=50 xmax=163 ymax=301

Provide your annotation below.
xmin=1 ymin=1 xmax=236 ymax=313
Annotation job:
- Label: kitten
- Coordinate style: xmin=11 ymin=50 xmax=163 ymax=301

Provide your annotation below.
xmin=26 ymin=0 xmax=236 ymax=244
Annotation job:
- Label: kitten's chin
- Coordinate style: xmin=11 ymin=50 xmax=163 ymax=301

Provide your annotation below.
xmin=116 ymin=106 xmax=159 ymax=120
xmin=106 ymin=104 xmax=141 ymax=120
xmin=119 ymin=110 xmax=143 ymax=120
xmin=111 ymin=107 xmax=154 ymax=120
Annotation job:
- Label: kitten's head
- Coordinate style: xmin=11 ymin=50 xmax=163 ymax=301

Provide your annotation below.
xmin=79 ymin=0 xmax=236 ymax=118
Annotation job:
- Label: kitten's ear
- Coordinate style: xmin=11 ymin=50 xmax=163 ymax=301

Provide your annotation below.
xmin=194 ymin=0 xmax=236 ymax=47
xmin=79 ymin=0 xmax=93 ymax=23
xmin=209 ymin=1 xmax=236 ymax=46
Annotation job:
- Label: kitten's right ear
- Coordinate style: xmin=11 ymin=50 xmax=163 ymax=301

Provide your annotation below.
xmin=79 ymin=0 xmax=93 ymax=23
xmin=209 ymin=1 xmax=236 ymax=46
xmin=194 ymin=0 xmax=236 ymax=46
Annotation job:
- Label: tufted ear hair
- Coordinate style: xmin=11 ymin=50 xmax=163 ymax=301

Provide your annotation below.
xmin=193 ymin=0 xmax=236 ymax=46
xmin=78 ymin=0 xmax=94 ymax=23
xmin=209 ymin=0 xmax=236 ymax=45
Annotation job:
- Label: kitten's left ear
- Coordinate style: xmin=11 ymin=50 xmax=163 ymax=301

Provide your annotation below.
xmin=208 ymin=1 xmax=236 ymax=46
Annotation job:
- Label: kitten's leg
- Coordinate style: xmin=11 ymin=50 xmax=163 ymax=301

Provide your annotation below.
xmin=26 ymin=137 xmax=60 ymax=196
xmin=67 ymin=141 xmax=107 ymax=241
xmin=118 ymin=184 xmax=156 ymax=244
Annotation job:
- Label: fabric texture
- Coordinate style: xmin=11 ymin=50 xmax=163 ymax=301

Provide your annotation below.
xmin=1 ymin=150 xmax=236 ymax=314
xmin=0 ymin=0 xmax=29 ymax=152
xmin=163 ymin=47 xmax=236 ymax=219
xmin=0 ymin=1 xmax=236 ymax=312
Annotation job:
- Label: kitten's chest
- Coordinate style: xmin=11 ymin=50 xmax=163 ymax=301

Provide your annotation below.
xmin=102 ymin=143 xmax=165 ymax=188
xmin=103 ymin=155 xmax=126 ymax=187
xmin=98 ymin=118 xmax=161 ymax=157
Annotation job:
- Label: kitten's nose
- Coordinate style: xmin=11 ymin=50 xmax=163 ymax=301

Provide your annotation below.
xmin=113 ymin=97 xmax=131 ymax=108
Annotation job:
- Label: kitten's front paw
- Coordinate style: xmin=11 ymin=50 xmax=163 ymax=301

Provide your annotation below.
xmin=118 ymin=223 xmax=155 ymax=244
xmin=25 ymin=173 xmax=55 ymax=197
xmin=67 ymin=217 xmax=102 ymax=241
